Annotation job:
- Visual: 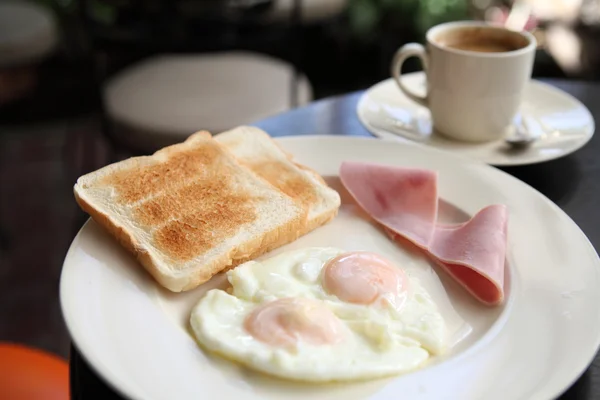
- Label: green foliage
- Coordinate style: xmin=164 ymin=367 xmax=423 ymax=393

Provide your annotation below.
xmin=347 ymin=0 xmax=381 ymax=40
xmin=33 ymin=0 xmax=117 ymax=24
xmin=87 ymin=0 xmax=117 ymax=24
xmin=348 ymin=0 xmax=469 ymax=42
xmin=33 ymin=0 xmax=75 ymax=15
xmin=417 ymin=0 xmax=468 ymax=31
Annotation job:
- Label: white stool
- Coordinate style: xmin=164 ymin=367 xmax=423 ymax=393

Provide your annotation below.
xmin=102 ymin=51 xmax=313 ymax=151
xmin=0 ymin=0 xmax=57 ymax=67
xmin=0 ymin=0 xmax=58 ymax=105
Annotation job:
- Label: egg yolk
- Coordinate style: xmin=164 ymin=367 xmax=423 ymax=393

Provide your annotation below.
xmin=244 ymin=298 xmax=344 ymax=347
xmin=322 ymin=252 xmax=409 ymax=307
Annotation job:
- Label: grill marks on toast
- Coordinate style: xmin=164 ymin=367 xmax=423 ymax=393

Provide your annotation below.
xmin=133 ymin=178 xmax=249 ymax=227
xmin=154 ymin=201 xmax=256 ymax=261
xmin=98 ymin=142 xmax=261 ymax=262
xmin=137 ymin=178 xmax=258 ymax=261
xmin=101 ymin=147 xmax=221 ymax=204
xmin=247 ymin=160 xmax=317 ymax=210
xmin=214 ymin=127 xmax=340 ymax=233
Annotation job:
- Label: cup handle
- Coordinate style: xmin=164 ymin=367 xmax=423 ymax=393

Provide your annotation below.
xmin=391 ymin=43 xmax=429 ymax=107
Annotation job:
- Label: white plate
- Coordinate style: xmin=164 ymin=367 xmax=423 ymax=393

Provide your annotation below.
xmin=60 ymin=136 xmax=600 ymax=400
xmin=357 ymin=73 xmax=595 ymax=166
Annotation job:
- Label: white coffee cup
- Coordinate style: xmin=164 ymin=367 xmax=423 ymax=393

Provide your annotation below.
xmin=391 ymin=21 xmax=536 ymax=142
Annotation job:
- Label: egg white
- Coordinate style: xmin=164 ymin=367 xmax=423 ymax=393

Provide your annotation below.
xmin=190 ymin=247 xmax=448 ymax=382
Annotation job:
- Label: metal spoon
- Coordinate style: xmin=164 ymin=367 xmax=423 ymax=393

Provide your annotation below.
xmin=372 ymin=112 xmax=543 ymax=148
xmin=504 ymin=115 xmax=544 ymax=148
xmin=368 ymin=117 xmax=430 ymax=143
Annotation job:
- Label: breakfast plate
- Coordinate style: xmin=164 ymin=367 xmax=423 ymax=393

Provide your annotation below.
xmin=357 ymin=72 xmax=595 ymax=166
xmin=60 ymin=136 xmax=600 ymax=400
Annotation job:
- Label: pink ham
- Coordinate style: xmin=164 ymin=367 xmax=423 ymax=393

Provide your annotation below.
xmin=339 ymin=162 xmax=438 ymax=245
xmin=340 ymin=161 xmax=508 ymax=306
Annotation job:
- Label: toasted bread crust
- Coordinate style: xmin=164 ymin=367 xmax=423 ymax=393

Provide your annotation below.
xmin=78 ymin=182 xmax=303 ymax=291
xmin=215 ymin=126 xmax=341 ymax=238
xmin=74 ymin=130 xmax=306 ymax=292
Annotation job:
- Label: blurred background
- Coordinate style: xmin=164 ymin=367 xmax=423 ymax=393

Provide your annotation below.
xmin=1 ymin=0 xmax=599 ymax=371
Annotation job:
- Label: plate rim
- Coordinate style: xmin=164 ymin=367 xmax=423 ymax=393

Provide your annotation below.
xmin=357 ymin=73 xmax=596 ymax=167
xmin=60 ymin=135 xmax=600 ymax=400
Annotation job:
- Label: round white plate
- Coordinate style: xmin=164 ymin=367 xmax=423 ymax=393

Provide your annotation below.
xmin=61 ymin=136 xmax=600 ymax=400
xmin=357 ymin=73 xmax=595 ymax=166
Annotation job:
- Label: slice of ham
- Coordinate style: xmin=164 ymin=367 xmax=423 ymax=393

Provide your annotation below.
xmin=338 ymin=162 xmax=439 ymax=245
xmin=340 ymin=161 xmax=508 ymax=306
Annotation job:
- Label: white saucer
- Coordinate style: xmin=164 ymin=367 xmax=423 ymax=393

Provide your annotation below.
xmin=357 ymin=73 xmax=595 ymax=166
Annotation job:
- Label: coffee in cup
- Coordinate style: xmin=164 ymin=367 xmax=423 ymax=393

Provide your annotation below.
xmin=391 ymin=21 xmax=536 ymax=143
xmin=435 ymin=25 xmax=529 ymax=53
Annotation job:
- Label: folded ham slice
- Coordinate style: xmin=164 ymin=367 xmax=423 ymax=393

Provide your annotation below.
xmin=340 ymin=161 xmax=508 ymax=306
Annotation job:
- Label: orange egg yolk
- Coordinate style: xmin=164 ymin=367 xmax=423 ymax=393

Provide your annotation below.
xmin=322 ymin=252 xmax=409 ymax=306
xmin=244 ymin=298 xmax=344 ymax=347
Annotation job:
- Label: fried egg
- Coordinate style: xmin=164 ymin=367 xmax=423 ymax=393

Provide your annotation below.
xmin=190 ymin=247 xmax=448 ymax=382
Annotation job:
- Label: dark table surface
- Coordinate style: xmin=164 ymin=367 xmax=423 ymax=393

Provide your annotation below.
xmin=69 ymin=80 xmax=600 ymax=399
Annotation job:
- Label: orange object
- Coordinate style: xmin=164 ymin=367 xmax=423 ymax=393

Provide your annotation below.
xmin=0 ymin=343 xmax=69 ymax=400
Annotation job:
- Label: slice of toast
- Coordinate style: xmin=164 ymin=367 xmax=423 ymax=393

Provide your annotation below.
xmin=74 ymin=131 xmax=305 ymax=292
xmin=215 ymin=126 xmax=341 ymax=234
